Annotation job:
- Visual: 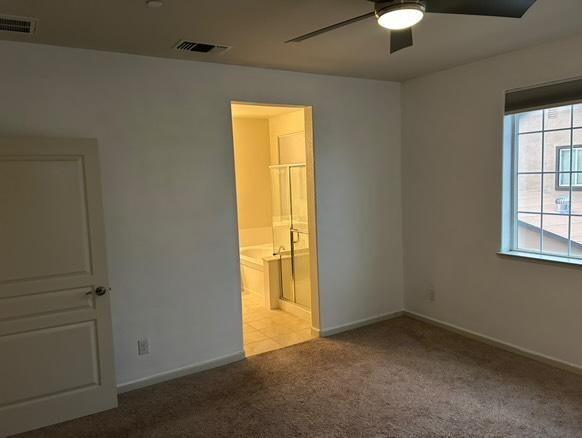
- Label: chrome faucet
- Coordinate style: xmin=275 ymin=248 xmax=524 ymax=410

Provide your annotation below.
xmin=274 ymin=245 xmax=286 ymax=256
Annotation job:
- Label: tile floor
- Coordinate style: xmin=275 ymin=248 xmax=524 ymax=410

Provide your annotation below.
xmin=242 ymin=291 xmax=315 ymax=356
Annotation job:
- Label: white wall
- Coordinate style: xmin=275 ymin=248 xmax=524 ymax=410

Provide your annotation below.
xmin=269 ymin=109 xmax=305 ymax=164
xmin=0 ymin=41 xmax=403 ymax=386
xmin=232 ymin=117 xmax=272 ymax=232
xmin=402 ymin=33 xmax=582 ymax=369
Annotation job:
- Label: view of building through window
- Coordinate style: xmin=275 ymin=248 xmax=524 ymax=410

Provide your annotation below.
xmin=509 ymin=103 xmax=582 ymax=258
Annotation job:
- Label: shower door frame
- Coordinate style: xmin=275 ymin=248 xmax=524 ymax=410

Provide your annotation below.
xmin=270 ymin=162 xmax=309 ymax=308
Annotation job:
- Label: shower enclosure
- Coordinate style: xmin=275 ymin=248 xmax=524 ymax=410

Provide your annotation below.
xmin=270 ymin=164 xmax=311 ymax=309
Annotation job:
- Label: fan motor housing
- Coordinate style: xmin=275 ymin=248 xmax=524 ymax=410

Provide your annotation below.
xmin=374 ymin=0 xmax=426 ymax=18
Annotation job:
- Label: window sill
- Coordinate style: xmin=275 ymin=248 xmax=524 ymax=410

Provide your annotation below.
xmin=497 ymin=250 xmax=582 ymax=267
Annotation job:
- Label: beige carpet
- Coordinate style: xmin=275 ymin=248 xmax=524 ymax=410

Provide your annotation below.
xmin=17 ymin=316 xmax=582 ymax=437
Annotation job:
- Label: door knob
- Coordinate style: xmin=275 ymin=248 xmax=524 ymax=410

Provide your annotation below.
xmin=86 ymin=286 xmax=110 ymax=297
xmin=95 ymin=286 xmax=110 ymax=296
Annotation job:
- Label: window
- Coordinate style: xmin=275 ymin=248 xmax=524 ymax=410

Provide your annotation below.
xmin=557 ymin=146 xmax=582 ymax=189
xmin=502 ymin=101 xmax=582 ymax=262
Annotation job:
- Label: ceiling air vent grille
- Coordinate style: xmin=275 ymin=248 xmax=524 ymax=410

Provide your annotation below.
xmin=173 ymin=40 xmax=230 ymax=54
xmin=0 ymin=15 xmax=37 ymax=34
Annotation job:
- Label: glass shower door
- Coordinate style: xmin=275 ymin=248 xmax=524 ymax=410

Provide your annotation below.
xmin=289 ymin=165 xmax=311 ymax=309
xmin=269 ymin=164 xmax=311 ymax=309
xmin=270 ymin=166 xmax=294 ymax=302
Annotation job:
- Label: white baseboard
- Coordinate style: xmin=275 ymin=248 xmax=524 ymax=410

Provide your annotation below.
xmin=117 ymin=351 xmax=245 ymax=394
xmin=278 ymin=299 xmax=311 ymax=322
xmin=116 ymin=311 xmax=582 ymax=395
xmin=405 ymin=311 xmax=582 ymax=376
xmin=319 ymin=310 xmax=404 ymax=337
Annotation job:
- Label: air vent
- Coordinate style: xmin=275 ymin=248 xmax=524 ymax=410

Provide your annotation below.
xmin=0 ymin=15 xmax=37 ymax=34
xmin=173 ymin=40 xmax=230 ymax=54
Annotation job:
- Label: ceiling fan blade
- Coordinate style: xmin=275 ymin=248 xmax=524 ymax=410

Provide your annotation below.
xmin=425 ymin=0 xmax=537 ymax=18
xmin=285 ymin=11 xmax=375 ymax=43
xmin=390 ymin=29 xmax=413 ymax=54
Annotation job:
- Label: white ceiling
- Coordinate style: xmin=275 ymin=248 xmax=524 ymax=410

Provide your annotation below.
xmin=231 ymin=104 xmax=301 ymax=119
xmin=0 ymin=0 xmax=581 ymax=81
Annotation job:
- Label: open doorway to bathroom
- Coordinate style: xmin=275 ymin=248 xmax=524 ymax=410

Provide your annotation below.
xmin=230 ymin=102 xmax=320 ymax=356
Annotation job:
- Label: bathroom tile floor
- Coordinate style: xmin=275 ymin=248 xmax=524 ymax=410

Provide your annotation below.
xmin=242 ymin=291 xmax=315 ymax=356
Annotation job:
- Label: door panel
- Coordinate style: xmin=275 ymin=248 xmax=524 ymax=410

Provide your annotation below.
xmin=0 ymin=158 xmax=91 ymax=283
xmin=0 ymin=321 xmax=99 ymax=406
xmin=270 ymin=165 xmax=291 ymax=254
xmin=271 ymin=164 xmax=312 ymax=309
xmin=0 ymin=137 xmax=117 ymax=437
xmin=280 ymin=254 xmax=294 ymax=302
xmin=290 ymin=166 xmax=311 ymax=310
xmin=290 ymin=166 xmax=308 ymax=233
xmin=0 ymin=286 xmax=93 ymax=321
xmin=292 ymin=239 xmax=311 ymax=308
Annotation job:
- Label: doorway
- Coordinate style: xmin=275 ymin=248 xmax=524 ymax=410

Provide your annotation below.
xmin=230 ymin=102 xmax=320 ymax=356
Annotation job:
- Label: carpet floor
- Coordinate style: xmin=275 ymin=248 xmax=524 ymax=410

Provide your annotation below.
xmin=17 ymin=316 xmax=582 ymax=437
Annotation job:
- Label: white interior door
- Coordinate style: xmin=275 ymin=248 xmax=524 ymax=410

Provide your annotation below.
xmin=0 ymin=137 xmax=117 ymax=437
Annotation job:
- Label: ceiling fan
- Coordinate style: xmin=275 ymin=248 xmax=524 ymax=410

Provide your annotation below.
xmin=285 ymin=0 xmax=537 ymax=54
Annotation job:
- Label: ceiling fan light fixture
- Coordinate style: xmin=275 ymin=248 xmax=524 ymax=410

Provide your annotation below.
xmin=376 ymin=1 xmax=425 ymax=30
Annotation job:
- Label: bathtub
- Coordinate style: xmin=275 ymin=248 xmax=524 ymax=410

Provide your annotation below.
xmin=240 ymin=244 xmax=274 ymax=267
xmin=239 ymin=244 xmax=276 ymax=297
xmin=239 ymin=244 xmax=311 ymax=321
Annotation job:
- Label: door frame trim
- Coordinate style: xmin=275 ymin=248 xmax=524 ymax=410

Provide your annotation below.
xmin=229 ymin=101 xmax=322 ymax=333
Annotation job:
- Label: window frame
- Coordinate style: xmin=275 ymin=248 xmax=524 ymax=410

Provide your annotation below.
xmin=501 ymin=103 xmax=582 ymax=264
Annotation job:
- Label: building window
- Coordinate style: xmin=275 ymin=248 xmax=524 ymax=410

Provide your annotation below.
xmin=556 ymin=146 xmax=582 ymax=189
xmin=502 ymin=102 xmax=582 ymax=261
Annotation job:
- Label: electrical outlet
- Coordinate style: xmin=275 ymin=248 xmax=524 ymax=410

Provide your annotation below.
xmin=137 ymin=338 xmax=149 ymax=355
xmin=427 ymin=288 xmax=436 ymax=302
